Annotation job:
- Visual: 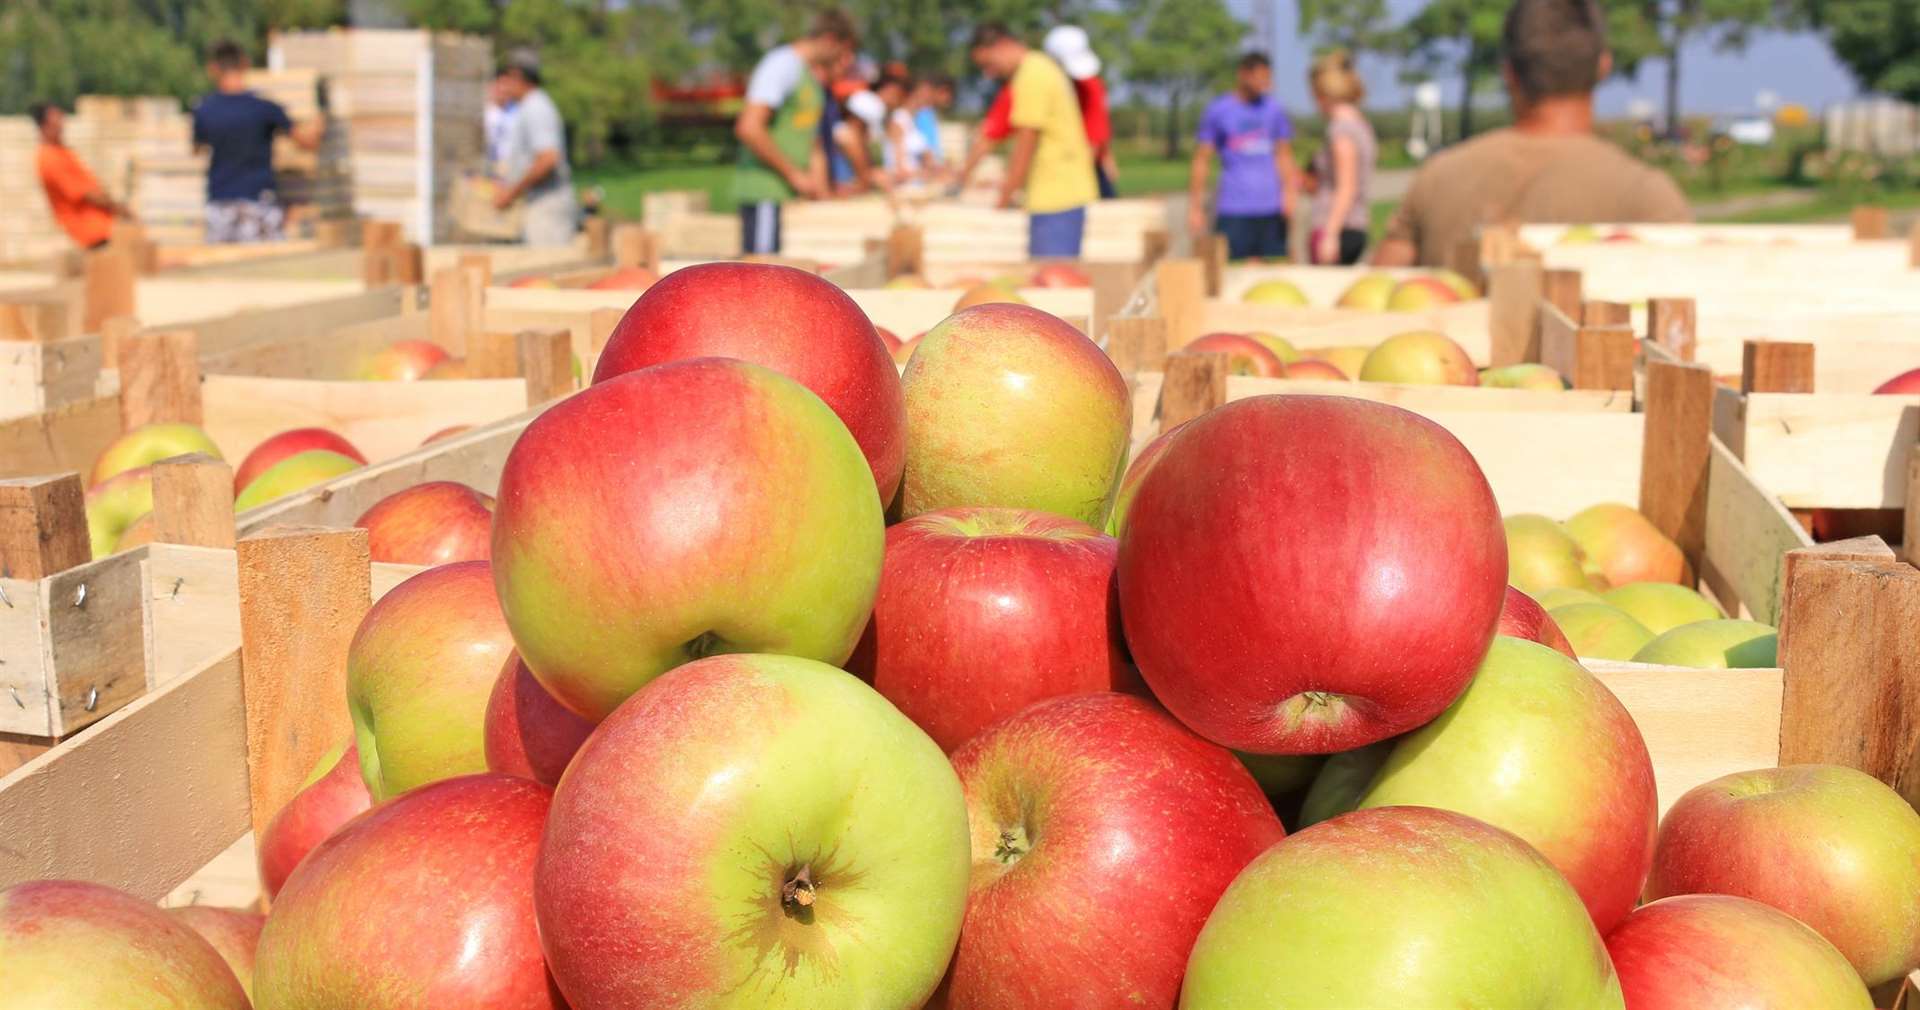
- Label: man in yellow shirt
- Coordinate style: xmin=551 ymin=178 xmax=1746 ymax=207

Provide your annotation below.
xmin=969 ymin=23 xmax=1097 ymax=257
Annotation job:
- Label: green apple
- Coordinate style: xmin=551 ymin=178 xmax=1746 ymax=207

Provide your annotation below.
xmin=1236 ymin=752 xmax=1324 ymax=796
xmin=1240 ymin=279 xmax=1309 ymax=306
xmin=1299 ymin=739 xmax=1395 ymax=827
xmin=1334 ymin=272 xmax=1397 ymax=311
xmin=1603 ymin=582 xmax=1723 ymax=635
xmin=1359 ymin=330 xmax=1478 ymax=385
xmin=89 ymin=422 xmax=222 ymax=487
xmin=1481 ymin=363 xmax=1568 ymax=390
xmin=1534 ymin=586 xmax=1603 ymax=610
xmin=84 ymin=466 xmax=154 ymax=558
xmin=1630 ymin=618 xmax=1777 ymax=668
xmin=1560 ymin=224 xmax=1601 ymax=245
xmin=1433 ymin=268 xmax=1480 ymax=299
xmin=1306 ymin=638 xmax=1657 ymax=932
xmin=900 ymin=303 xmax=1131 ymax=527
xmin=233 ymin=449 xmax=362 ymax=512
xmin=1549 ymin=602 xmax=1655 ymax=660
xmin=1181 ymin=806 xmax=1623 ymax=1008
xmin=1504 ymin=514 xmax=1593 ymax=594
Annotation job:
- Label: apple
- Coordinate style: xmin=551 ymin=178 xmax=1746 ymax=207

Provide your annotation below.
xmin=1504 ymin=514 xmax=1596 ymax=594
xmin=1238 ymin=752 xmax=1325 ymax=797
xmin=84 ymin=465 xmax=153 ymax=558
xmin=875 ymin=325 xmax=904 ymax=353
xmin=422 ymin=356 xmax=470 ymax=379
xmin=89 ymin=421 xmax=222 ymax=486
xmin=1312 ymin=344 xmax=1372 ymax=378
xmin=360 ymin=339 xmax=450 ymax=381
xmin=0 ymin=880 xmax=249 ymax=1008
xmin=1032 ymin=263 xmax=1092 ymax=288
xmin=1118 ymin=395 xmax=1506 ymax=754
xmin=232 ymin=449 xmax=361 ymax=512
xmin=1105 ymin=421 xmax=1186 ymax=537
xmin=1432 ymin=268 xmax=1480 ymax=299
xmin=1630 ymin=618 xmax=1778 ymax=668
xmin=1566 ymin=503 xmax=1687 ymax=585
xmin=257 ymin=739 xmax=373 ymax=899
xmin=1334 ymin=272 xmax=1398 ymax=310
xmin=1534 ymin=586 xmax=1602 ymax=609
xmin=493 ymin=358 xmax=884 ymax=721
xmin=1358 ymin=330 xmax=1478 ymax=385
xmin=253 ymin=774 xmax=563 ymax=1009
xmin=1646 ymin=764 xmax=1920 ymax=986
xmin=885 ymin=273 xmax=931 ymax=289
xmin=1281 ymin=358 xmax=1349 ymax=381
xmin=114 ymin=510 xmax=157 ymax=551
xmin=945 ymin=693 xmax=1285 ymax=1008
xmin=1240 ymin=278 xmax=1309 ymax=306
xmin=1602 ymin=581 xmax=1722 ymax=634
xmin=484 ymin=653 xmax=594 ymax=787
xmin=234 ymin=427 xmax=366 ymax=496
xmin=1385 ymin=276 xmax=1461 ymax=310
xmin=1498 ymin=585 xmax=1576 ymax=658
xmin=846 ymin=507 xmax=1134 ymax=752
xmin=1607 ymin=895 xmax=1873 ymax=1010
xmin=1183 ymin=332 xmax=1286 ymax=377
xmin=1872 ymin=367 xmax=1920 ymax=394
xmin=166 ymin=906 xmax=264 ymax=1001
xmin=1298 ymin=740 xmax=1395 ymax=827
xmin=1246 ymin=331 xmax=1301 ymax=363
xmin=355 ymin=480 xmax=495 ymax=566
xmin=348 ymin=560 xmax=515 ymax=800
xmin=1181 ymin=806 xmax=1623 ymax=1008
xmin=1480 ymin=363 xmax=1567 ymax=390
xmin=1604 ymin=228 xmax=1639 ymax=243
xmin=955 ymin=283 xmax=1028 ymax=311
xmin=899 ymin=303 xmax=1131 ymax=528
xmin=1560 ymin=224 xmax=1601 ymax=245
xmin=509 ymin=275 xmax=559 ymax=289
xmin=421 ymin=424 xmax=471 ymax=445
xmin=593 ymin=262 xmax=906 ymax=504
xmin=1308 ymin=637 xmax=1657 ymax=932
xmin=535 ymin=653 xmax=970 ymax=1007
xmin=1548 ymin=602 xmax=1655 ymax=660
xmin=585 ymin=265 xmax=657 ymax=291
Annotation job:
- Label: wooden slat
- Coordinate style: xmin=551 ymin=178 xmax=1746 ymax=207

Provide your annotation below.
xmin=1777 ymin=545 xmax=1920 ymax=806
xmin=588 ymin=307 xmax=623 ymax=358
xmin=1572 ymin=325 xmax=1637 ymax=391
xmin=1741 ymin=340 xmax=1815 ymax=394
xmin=885 ymin=225 xmax=924 ymax=277
xmin=1488 ymin=260 xmax=1544 ymax=366
xmin=1159 ymin=352 xmax=1228 ymax=433
xmin=1107 ymin=317 xmax=1168 ymax=376
xmin=1543 ymin=268 xmax=1583 ymax=319
xmin=0 ymin=474 xmax=88 ymax=580
xmin=1701 ymin=440 xmax=1814 ymax=625
xmin=1202 ymin=234 xmax=1228 ymax=297
xmin=200 ymin=373 xmax=530 ymax=467
xmin=236 ymin=526 xmax=370 ymax=841
xmin=429 ymin=267 xmax=477 ymax=357
xmin=153 ymin=454 xmax=236 ymax=549
xmin=457 ymin=252 xmax=493 ymax=288
xmin=1640 ymin=361 xmax=1714 ymax=577
xmin=1539 ymin=302 xmax=1579 ymax=378
xmin=82 ymin=247 xmax=137 ymax=333
xmin=1907 ymin=443 xmax=1919 ymax=565
xmin=119 ymin=329 xmax=202 ymax=429
xmin=1156 ymin=259 xmax=1206 ymax=351
xmin=1582 ymin=301 xmax=1631 ymax=327
xmin=1732 ymin=392 xmax=1918 ymax=509
xmin=613 ymin=224 xmax=660 ymax=275
xmin=1587 ymin=660 xmax=1783 ymax=817
xmin=1851 ymin=206 xmax=1890 ymax=241
xmin=468 ymin=330 xmax=518 ymax=380
xmin=1646 ymin=297 xmax=1696 ymax=362
xmin=0 ymin=395 xmax=122 ymax=480
xmin=518 ymin=330 xmax=574 ymax=405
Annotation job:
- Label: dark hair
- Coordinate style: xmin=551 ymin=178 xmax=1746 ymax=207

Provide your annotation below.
xmin=1237 ymin=51 xmax=1272 ymax=72
xmin=209 ymin=40 xmax=249 ymax=72
xmin=919 ymin=71 xmax=955 ymax=92
xmin=1502 ymin=0 xmax=1607 ymax=100
xmin=808 ymin=8 xmax=859 ymax=45
xmin=500 ymin=49 xmax=543 ymax=86
xmin=28 ymin=102 xmax=58 ymax=128
xmin=876 ymin=66 xmax=914 ymax=93
xmin=969 ymin=23 xmax=1015 ymax=51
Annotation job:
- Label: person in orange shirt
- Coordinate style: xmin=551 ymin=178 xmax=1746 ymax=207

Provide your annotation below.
xmin=31 ymin=103 xmax=127 ymax=250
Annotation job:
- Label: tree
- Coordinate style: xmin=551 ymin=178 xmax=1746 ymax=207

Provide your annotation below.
xmin=1794 ymin=0 xmax=1920 ymax=102
xmin=1639 ymin=0 xmax=1775 ymax=135
xmin=1108 ymin=0 xmax=1247 ymax=157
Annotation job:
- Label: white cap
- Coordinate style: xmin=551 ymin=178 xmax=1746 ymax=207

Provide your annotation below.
xmin=1043 ymin=25 xmax=1101 ymax=81
xmin=847 ymin=89 xmax=886 ymax=133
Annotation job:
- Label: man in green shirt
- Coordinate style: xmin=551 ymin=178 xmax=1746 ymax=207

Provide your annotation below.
xmin=733 ymin=9 xmax=859 ymax=254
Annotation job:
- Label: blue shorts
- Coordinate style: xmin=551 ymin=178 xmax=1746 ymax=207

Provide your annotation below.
xmin=1215 ymin=213 xmax=1289 ymax=261
xmin=1029 ymin=207 xmax=1087 ymax=258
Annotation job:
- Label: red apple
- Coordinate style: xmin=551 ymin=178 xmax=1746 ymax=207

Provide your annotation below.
xmin=253 ymin=774 xmax=562 ymax=1009
xmin=233 ymin=428 xmax=367 ymax=496
xmin=955 ymin=283 xmax=1028 ymax=310
xmin=1282 ymin=358 xmax=1350 ymax=381
xmin=421 ymin=424 xmax=471 ymax=446
xmin=1498 ymin=585 xmax=1576 ymax=658
xmin=847 ymin=507 xmax=1135 ymax=752
xmin=585 ymin=265 xmax=658 ymax=291
xmin=946 ymin=693 xmax=1285 ymax=1008
xmin=1117 ymin=395 xmax=1506 ymax=754
xmin=1184 ymin=332 xmax=1287 ymax=377
xmin=485 ymin=652 xmax=594 ymax=787
xmin=1873 ymin=367 xmax=1920 ymax=394
xmin=166 ymin=906 xmax=264 ymax=1001
xmin=592 ymin=262 xmax=906 ymax=504
xmin=355 ymin=480 xmax=495 ymax=566
xmin=1607 ymin=895 xmax=1873 ymax=1010
xmin=876 ymin=325 xmax=904 ymax=353
xmin=1105 ymin=421 xmax=1187 ymax=537
xmin=257 ymin=740 xmax=374 ymax=899
xmin=493 ymin=358 xmax=884 ymax=722
xmin=0 ymin=880 xmax=249 ymax=1007
xmin=361 ymin=339 xmax=450 ymax=381
xmin=1032 ymin=263 xmax=1092 ymax=288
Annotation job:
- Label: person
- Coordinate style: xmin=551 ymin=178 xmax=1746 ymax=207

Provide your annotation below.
xmin=483 ymin=75 xmax=516 ymax=173
xmin=872 ymin=67 xmax=927 ymax=182
xmin=1306 ymin=50 xmax=1378 ymax=265
xmin=733 ymin=10 xmax=858 ymax=255
xmin=31 ymin=103 xmax=128 ymax=251
xmin=831 ymin=83 xmax=887 ymax=196
xmin=968 ymin=23 xmax=1097 ymax=257
xmin=1188 ymin=52 xmax=1299 ymax=262
xmin=1043 ymin=26 xmax=1118 ymax=199
xmin=193 ymin=40 xmax=320 ymax=243
xmin=1373 ymin=0 xmax=1690 ymax=267
xmin=490 ymin=51 xmax=578 ymax=247
xmin=910 ymin=73 xmax=954 ymax=174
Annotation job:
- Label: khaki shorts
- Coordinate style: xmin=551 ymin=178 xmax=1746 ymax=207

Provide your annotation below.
xmin=522 ymin=188 xmax=578 ymax=247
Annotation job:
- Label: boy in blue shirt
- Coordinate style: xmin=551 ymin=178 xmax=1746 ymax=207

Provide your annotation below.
xmin=193 ymin=40 xmax=319 ymax=242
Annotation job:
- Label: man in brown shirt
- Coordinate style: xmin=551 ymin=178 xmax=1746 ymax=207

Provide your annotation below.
xmin=1375 ymin=0 xmax=1690 ymax=267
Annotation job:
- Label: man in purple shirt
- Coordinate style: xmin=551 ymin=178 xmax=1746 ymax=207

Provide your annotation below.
xmin=1188 ymin=52 xmax=1300 ymax=260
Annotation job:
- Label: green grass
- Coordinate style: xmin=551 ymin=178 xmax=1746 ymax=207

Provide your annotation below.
xmin=576 ymin=148 xmax=739 ymax=217
xmin=1702 ymin=188 xmax=1920 ymax=225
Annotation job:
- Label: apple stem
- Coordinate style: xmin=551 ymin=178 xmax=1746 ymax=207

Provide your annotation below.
xmin=781 ymin=864 xmax=816 ymax=912
xmin=994 ymin=827 xmax=1028 ymax=864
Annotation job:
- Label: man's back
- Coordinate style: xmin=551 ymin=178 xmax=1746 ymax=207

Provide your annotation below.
xmin=1386 ymin=128 xmax=1689 ymax=266
xmin=37 ymin=143 xmax=113 ymax=248
xmin=193 ymin=91 xmax=290 ymax=201
xmin=1007 ymin=51 xmax=1095 ymax=214
xmin=504 ymin=88 xmax=570 ymax=194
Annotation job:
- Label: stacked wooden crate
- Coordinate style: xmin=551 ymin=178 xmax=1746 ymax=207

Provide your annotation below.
xmin=0 ymin=98 xmax=191 ymax=261
xmin=271 ymin=29 xmax=491 ymax=243
xmin=0 ymin=116 xmax=63 ymax=264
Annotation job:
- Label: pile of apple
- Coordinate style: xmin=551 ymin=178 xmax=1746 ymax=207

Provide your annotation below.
xmin=1241 ymin=267 xmax=1476 ymax=312
xmin=9 ymin=262 xmax=1917 ymax=1009
xmin=1507 ymin=505 xmax=1778 ymax=667
xmin=358 ymin=336 xmax=585 ymax=385
xmin=1181 ymin=326 xmax=1564 ymax=390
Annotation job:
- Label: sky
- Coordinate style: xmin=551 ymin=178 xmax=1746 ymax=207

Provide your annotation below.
xmin=1239 ymin=0 xmax=1864 ymax=117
